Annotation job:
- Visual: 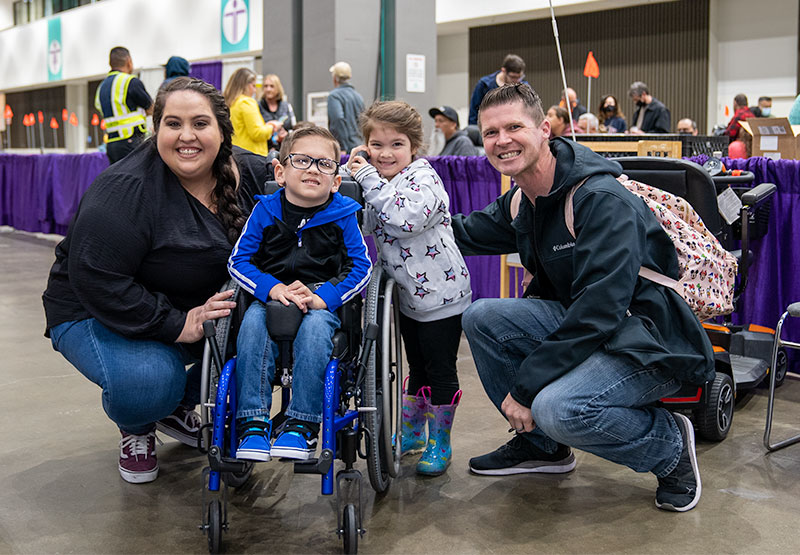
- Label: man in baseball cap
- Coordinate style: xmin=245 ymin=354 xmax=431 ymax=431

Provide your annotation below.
xmin=429 ymin=105 xmax=478 ymax=156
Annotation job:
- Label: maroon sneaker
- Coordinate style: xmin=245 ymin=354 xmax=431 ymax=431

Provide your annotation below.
xmin=156 ymin=405 xmax=201 ymax=448
xmin=119 ymin=430 xmax=158 ymax=483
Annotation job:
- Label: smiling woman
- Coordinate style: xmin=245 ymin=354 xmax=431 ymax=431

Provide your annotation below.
xmin=41 ymin=77 xmax=272 ymax=485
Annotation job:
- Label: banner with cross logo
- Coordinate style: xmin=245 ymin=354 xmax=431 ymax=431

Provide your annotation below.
xmin=47 ymin=18 xmax=63 ymax=81
xmin=221 ymin=0 xmax=250 ymax=54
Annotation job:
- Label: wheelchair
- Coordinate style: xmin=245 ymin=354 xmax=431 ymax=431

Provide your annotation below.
xmin=614 ymin=157 xmax=779 ymax=441
xmin=195 ymin=179 xmax=404 ymax=554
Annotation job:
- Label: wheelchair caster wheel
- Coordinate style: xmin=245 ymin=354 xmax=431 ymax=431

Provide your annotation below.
xmin=207 ymin=499 xmax=223 ymax=554
xmin=342 ymin=503 xmax=358 ymax=554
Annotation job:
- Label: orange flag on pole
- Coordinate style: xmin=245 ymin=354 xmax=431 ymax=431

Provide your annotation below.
xmin=583 ymin=51 xmax=599 ymax=78
xmin=50 ymin=117 xmax=59 ymax=129
xmin=3 ymin=104 xmax=12 ymax=119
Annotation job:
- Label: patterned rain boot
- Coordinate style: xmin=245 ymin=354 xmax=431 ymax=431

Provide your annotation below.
xmin=400 ymin=377 xmax=429 ymax=457
xmin=416 ymin=390 xmax=462 ymax=476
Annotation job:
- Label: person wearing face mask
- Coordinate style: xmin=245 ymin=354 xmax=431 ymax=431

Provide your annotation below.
xmin=628 ymin=81 xmax=671 ymax=134
xmin=429 ymin=106 xmax=479 ymax=156
xmin=597 ymin=94 xmax=626 ymax=133
xmin=676 ymin=118 xmax=698 ymax=136
xmin=724 ymin=94 xmax=755 ymax=140
xmin=750 ymin=96 xmax=772 ymax=118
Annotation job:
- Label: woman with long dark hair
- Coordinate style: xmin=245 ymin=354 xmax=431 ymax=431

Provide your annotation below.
xmin=597 ymin=94 xmax=627 ymax=133
xmin=42 ymin=77 xmax=269 ymax=484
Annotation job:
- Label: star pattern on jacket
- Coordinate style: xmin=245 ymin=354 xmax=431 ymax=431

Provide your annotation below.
xmin=401 ymin=220 xmax=414 ymax=233
xmin=400 ymin=247 xmax=413 ymax=261
xmin=378 ymin=210 xmax=390 ymax=222
xmin=383 ymin=234 xmax=397 ymax=245
xmin=425 ymin=245 xmax=440 ymax=259
xmin=444 ymin=267 xmax=456 ymax=281
xmin=416 ymin=272 xmax=429 ymax=284
xmin=442 ymin=297 xmax=454 ymax=305
xmin=414 ymin=286 xmax=429 ymax=299
xmin=461 ymin=265 xmax=469 ymax=278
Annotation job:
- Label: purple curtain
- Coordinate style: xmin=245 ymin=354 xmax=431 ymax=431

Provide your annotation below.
xmin=189 ymin=61 xmax=223 ymax=91
xmin=0 ymin=152 xmax=108 ymax=235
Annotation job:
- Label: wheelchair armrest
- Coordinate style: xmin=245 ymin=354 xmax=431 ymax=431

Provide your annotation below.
xmin=266 ymin=301 xmax=304 ymax=341
xmin=741 ymin=182 xmax=776 ymax=206
xmin=789 ymin=302 xmax=800 ymax=318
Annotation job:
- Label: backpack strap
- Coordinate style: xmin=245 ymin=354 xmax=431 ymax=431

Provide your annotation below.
xmin=563 ymin=174 xmax=681 ymax=294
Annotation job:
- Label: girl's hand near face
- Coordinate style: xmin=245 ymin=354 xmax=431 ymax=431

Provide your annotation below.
xmin=347 ymin=145 xmax=370 ymax=175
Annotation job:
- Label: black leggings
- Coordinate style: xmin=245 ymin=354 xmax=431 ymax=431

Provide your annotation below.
xmin=398 ymin=312 xmax=462 ymax=406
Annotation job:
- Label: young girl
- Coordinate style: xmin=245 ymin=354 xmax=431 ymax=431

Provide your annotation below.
xmin=347 ymin=101 xmax=471 ymax=476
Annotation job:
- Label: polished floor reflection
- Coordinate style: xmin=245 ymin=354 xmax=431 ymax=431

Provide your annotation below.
xmin=2 ymin=229 xmax=799 ymax=554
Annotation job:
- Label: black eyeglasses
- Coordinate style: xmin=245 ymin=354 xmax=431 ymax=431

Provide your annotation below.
xmin=284 ymin=153 xmax=340 ymax=175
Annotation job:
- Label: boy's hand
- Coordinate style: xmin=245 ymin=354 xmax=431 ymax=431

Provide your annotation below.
xmin=269 ymin=282 xmax=312 ymax=312
xmin=347 ymin=145 xmax=370 ymax=175
xmin=308 ymin=294 xmax=328 ymax=311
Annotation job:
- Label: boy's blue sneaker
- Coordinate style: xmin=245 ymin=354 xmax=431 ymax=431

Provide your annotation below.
xmin=235 ymin=419 xmax=272 ymax=462
xmin=271 ymin=419 xmax=319 ymax=461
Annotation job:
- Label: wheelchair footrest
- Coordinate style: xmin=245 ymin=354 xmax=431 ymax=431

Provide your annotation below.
xmin=208 ymin=445 xmax=250 ymax=474
xmin=293 ymin=449 xmax=334 ymax=475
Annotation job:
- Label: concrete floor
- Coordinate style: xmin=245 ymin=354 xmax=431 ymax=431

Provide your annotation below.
xmin=2 ymin=228 xmax=800 ymax=555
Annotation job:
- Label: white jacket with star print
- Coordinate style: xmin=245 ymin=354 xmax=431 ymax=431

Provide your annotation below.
xmin=352 ymin=158 xmax=472 ymax=322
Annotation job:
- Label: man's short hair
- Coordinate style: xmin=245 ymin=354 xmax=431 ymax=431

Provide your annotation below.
xmin=502 ymin=54 xmax=525 ymax=74
xmin=758 ymin=96 xmax=772 ymax=103
xmin=628 ymin=81 xmax=649 ymax=98
xmin=734 ymin=94 xmax=748 ymax=107
xmin=109 ymin=47 xmax=131 ymax=69
xmin=478 ymin=83 xmax=544 ymax=130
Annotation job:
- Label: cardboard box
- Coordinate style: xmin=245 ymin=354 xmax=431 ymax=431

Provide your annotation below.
xmin=739 ymin=117 xmax=800 ymax=160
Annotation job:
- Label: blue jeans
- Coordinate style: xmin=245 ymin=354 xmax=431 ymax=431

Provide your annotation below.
xmin=235 ymin=301 xmax=340 ymax=423
xmin=49 ymin=319 xmax=200 ymax=435
xmin=462 ymin=298 xmax=684 ymax=478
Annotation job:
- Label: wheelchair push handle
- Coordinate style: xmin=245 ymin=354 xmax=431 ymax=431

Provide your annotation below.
xmin=712 ymin=169 xmax=755 ymax=185
xmin=203 ymin=320 xmax=225 ymax=373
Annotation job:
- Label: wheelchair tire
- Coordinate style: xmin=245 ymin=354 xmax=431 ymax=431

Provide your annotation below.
xmin=363 ymin=268 xmax=391 ymax=493
xmin=222 ymin=461 xmax=254 ymax=489
xmin=206 ymin=499 xmax=223 ymax=554
xmin=695 ymin=371 xmax=734 ymax=441
xmin=342 ymin=503 xmax=358 ymax=555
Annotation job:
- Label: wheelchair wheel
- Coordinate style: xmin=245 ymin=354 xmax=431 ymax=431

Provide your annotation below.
xmin=206 ymin=499 xmax=223 ymax=554
xmin=695 ymin=371 xmax=734 ymax=441
xmin=222 ymin=461 xmax=254 ymax=489
xmin=363 ymin=268 xmax=403 ymax=493
xmin=200 ymin=281 xmax=242 ymax=449
xmin=342 ymin=503 xmax=358 ymax=555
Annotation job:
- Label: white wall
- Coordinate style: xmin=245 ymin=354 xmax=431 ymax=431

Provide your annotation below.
xmin=711 ymin=0 xmax=797 ymax=126
xmin=0 ymin=0 xmax=14 ymax=31
xmin=0 ymin=0 xmax=263 ymax=92
xmin=436 ymin=32 xmax=470 ymax=127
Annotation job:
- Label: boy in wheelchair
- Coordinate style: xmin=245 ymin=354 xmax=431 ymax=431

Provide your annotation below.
xmin=227 ymin=126 xmax=372 ymax=462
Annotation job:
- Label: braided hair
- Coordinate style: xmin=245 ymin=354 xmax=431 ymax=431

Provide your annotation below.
xmin=153 ymin=77 xmax=246 ymax=244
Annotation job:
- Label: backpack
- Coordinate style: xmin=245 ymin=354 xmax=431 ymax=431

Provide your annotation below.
xmin=565 ymin=175 xmax=738 ymax=321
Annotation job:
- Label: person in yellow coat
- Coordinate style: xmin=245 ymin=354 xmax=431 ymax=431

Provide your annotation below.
xmin=223 ymin=68 xmax=283 ymax=156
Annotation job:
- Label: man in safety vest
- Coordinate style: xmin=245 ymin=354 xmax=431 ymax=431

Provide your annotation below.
xmin=94 ymin=46 xmax=153 ymax=164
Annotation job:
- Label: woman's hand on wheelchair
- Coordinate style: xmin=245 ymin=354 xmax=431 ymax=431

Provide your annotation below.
xmin=176 ymin=289 xmax=236 ymax=343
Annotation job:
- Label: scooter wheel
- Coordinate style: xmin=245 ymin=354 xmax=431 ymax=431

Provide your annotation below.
xmin=695 ymin=371 xmax=734 ymax=441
